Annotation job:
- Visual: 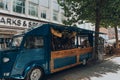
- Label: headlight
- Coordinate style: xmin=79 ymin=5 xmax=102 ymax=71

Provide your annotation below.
xmin=3 ymin=57 xmax=10 ymax=63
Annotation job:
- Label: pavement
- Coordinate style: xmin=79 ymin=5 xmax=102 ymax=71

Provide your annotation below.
xmin=47 ymin=55 xmax=120 ymax=80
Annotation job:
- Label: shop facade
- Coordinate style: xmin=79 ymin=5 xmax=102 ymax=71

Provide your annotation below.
xmin=0 ymin=13 xmax=46 ymax=49
xmin=0 ymin=0 xmax=65 ymax=49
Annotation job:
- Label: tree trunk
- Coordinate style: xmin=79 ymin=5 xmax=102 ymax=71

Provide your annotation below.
xmin=93 ymin=19 xmax=100 ymax=60
xmin=114 ymin=26 xmax=119 ymax=48
xmin=92 ymin=0 xmax=101 ymax=60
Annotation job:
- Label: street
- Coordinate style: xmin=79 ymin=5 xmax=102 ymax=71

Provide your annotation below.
xmin=47 ymin=56 xmax=120 ymax=80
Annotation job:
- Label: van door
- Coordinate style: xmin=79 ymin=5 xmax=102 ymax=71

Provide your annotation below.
xmin=11 ymin=36 xmax=47 ymax=76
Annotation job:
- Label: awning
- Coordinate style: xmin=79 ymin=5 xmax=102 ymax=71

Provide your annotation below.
xmin=49 ymin=23 xmax=104 ymax=35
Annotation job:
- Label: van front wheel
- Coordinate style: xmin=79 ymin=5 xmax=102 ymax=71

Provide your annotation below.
xmin=25 ymin=67 xmax=44 ymax=80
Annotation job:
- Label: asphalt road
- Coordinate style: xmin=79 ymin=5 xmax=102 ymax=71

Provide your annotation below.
xmin=47 ymin=56 xmax=120 ymax=80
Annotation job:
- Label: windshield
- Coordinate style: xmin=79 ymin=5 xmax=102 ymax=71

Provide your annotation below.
xmin=11 ymin=36 xmax=23 ymax=48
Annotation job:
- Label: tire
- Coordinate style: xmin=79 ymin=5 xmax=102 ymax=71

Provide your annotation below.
xmin=82 ymin=59 xmax=87 ymax=66
xmin=25 ymin=67 xmax=44 ymax=80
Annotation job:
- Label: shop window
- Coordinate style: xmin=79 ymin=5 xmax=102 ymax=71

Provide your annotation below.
xmin=41 ymin=10 xmax=46 ymax=19
xmin=0 ymin=38 xmax=4 ymax=44
xmin=0 ymin=0 xmax=9 ymax=10
xmin=24 ymin=36 xmax=44 ymax=49
xmin=52 ymin=0 xmax=59 ymax=21
xmin=13 ymin=0 xmax=25 ymax=14
xmin=53 ymin=11 xmax=58 ymax=21
xmin=0 ymin=38 xmax=11 ymax=49
xmin=28 ymin=0 xmax=38 ymax=17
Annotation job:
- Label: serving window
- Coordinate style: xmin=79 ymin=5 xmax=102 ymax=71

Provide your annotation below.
xmin=51 ymin=28 xmax=76 ymax=51
xmin=77 ymin=35 xmax=90 ymax=48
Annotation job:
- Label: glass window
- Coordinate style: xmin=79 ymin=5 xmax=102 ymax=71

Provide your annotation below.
xmin=41 ymin=10 xmax=46 ymax=19
xmin=40 ymin=0 xmax=49 ymax=7
xmin=13 ymin=0 xmax=25 ymax=14
xmin=53 ymin=11 xmax=58 ymax=21
xmin=28 ymin=1 xmax=38 ymax=17
xmin=24 ymin=36 xmax=44 ymax=49
xmin=0 ymin=0 xmax=9 ymax=10
xmin=78 ymin=35 xmax=90 ymax=48
xmin=0 ymin=38 xmax=4 ymax=44
xmin=11 ymin=36 xmax=23 ymax=47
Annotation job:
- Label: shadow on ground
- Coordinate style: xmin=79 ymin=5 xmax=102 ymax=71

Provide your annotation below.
xmin=47 ymin=57 xmax=120 ymax=80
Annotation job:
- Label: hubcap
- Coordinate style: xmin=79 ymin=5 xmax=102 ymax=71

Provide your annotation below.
xmin=83 ymin=59 xmax=86 ymax=65
xmin=30 ymin=69 xmax=41 ymax=80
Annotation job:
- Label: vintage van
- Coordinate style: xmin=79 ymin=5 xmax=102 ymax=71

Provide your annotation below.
xmin=0 ymin=24 xmax=94 ymax=80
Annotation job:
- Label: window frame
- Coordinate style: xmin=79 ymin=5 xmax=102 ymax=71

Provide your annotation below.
xmin=13 ymin=0 xmax=25 ymax=14
xmin=0 ymin=0 xmax=9 ymax=10
xmin=53 ymin=10 xmax=58 ymax=21
xmin=41 ymin=10 xmax=47 ymax=19
xmin=24 ymin=36 xmax=44 ymax=49
xmin=77 ymin=35 xmax=90 ymax=48
xmin=28 ymin=1 xmax=38 ymax=17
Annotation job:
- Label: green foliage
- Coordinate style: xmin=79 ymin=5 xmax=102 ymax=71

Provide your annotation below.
xmin=58 ymin=0 xmax=102 ymax=25
xmin=58 ymin=0 xmax=120 ymax=27
xmin=101 ymin=0 xmax=120 ymax=27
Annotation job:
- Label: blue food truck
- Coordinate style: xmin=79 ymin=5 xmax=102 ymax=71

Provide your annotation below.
xmin=0 ymin=24 xmax=95 ymax=80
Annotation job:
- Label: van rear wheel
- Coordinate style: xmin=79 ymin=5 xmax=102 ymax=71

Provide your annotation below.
xmin=25 ymin=67 xmax=44 ymax=80
xmin=82 ymin=59 xmax=87 ymax=66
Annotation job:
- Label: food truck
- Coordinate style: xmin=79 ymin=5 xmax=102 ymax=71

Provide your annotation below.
xmin=0 ymin=24 xmax=95 ymax=80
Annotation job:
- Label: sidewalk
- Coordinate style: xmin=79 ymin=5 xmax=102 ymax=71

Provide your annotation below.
xmin=47 ymin=53 xmax=120 ymax=80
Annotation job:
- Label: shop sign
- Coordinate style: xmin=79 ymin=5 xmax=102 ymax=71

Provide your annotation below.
xmin=0 ymin=15 xmax=43 ymax=28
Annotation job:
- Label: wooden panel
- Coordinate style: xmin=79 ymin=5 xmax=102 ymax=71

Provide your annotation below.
xmin=51 ymin=47 xmax=92 ymax=59
xmin=50 ymin=47 xmax=93 ymax=73
xmin=50 ymin=59 xmax=54 ymax=71
xmin=51 ymin=62 xmax=82 ymax=73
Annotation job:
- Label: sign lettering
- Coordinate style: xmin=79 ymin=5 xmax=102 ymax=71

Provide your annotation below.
xmin=0 ymin=16 xmax=44 ymax=28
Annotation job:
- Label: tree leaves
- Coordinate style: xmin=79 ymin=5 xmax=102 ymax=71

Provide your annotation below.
xmin=58 ymin=0 xmax=120 ymax=27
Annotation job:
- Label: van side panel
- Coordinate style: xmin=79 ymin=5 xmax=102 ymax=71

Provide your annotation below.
xmin=50 ymin=47 xmax=92 ymax=73
xmin=11 ymin=48 xmax=46 ymax=76
xmin=54 ymin=56 xmax=76 ymax=69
